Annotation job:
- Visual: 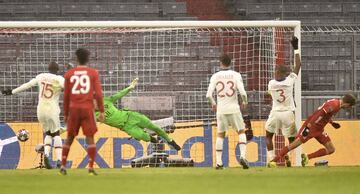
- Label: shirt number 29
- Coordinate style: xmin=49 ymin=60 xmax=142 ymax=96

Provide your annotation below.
xmin=70 ymin=75 xmax=90 ymax=94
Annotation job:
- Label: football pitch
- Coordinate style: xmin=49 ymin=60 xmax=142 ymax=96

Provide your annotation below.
xmin=1 ymin=167 xmax=359 ymax=194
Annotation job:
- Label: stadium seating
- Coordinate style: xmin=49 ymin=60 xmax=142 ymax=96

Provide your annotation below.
xmin=0 ymin=0 xmax=359 ymax=120
xmin=0 ymin=1 xmax=190 ymax=21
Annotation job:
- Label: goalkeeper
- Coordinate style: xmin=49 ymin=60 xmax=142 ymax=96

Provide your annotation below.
xmin=94 ymin=78 xmax=181 ymax=151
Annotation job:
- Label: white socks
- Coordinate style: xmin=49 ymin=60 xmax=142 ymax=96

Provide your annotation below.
xmin=44 ymin=135 xmax=52 ymax=157
xmin=44 ymin=134 xmax=62 ymax=161
xmin=53 ymin=135 xmax=63 ymax=161
xmin=239 ymin=133 xmax=247 ymax=159
xmin=216 ymin=137 xmax=224 ymax=166
xmin=267 ymin=150 xmax=275 ymax=161
xmin=216 ymin=134 xmax=247 ymax=166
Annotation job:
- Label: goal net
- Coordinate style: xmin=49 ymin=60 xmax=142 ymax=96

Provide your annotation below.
xmin=0 ymin=21 xmax=301 ymax=169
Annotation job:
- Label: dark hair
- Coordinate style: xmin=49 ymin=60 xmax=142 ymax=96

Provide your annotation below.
xmin=76 ymin=48 xmax=90 ymax=65
xmin=342 ymin=93 xmax=357 ymax=106
xmin=220 ymin=54 xmax=231 ymax=67
xmin=48 ymin=61 xmax=59 ymax=74
xmin=276 ymin=65 xmax=290 ymax=75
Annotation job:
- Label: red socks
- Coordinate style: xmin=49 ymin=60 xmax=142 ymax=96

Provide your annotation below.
xmin=61 ymin=144 xmax=70 ymax=167
xmin=87 ymin=144 xmax=96 ymax=169
xmin=272 ymin=146 xmax=290 ymax=162
xmin=308 ymin=148 xmax=328 ymax=159
xmin=61 ymin=143 xmax=96 ymax=169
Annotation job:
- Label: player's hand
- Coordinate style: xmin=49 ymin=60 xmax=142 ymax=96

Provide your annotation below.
xmin=129 ymin=78 xmax=139 ymax=90
xmin=331 ymin=122 xmax=341 ymax=129
xmin=211 ymin=104 xmax=217 ymax=112
xmin=1 ymin=89 xmax=12 ymax=96
xmin=241 ymin=103 xmax=247 ymax=112
xmin=98 ymin=112 xmax=105 ymax=123
xmin=291 ymin=36 xmax=299 ymax=50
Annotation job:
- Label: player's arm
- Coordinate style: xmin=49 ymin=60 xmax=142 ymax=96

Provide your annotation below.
xmin=329 ymin=117 xmax=341 ymax=129
xmin=93 ymin=70 xmax=105 ymax=122
xmin=236 ymin=74 xmax=248 ymax=109
xmin=264 ymin=82 xmax=272 ymax=104
xmin=291 ymin=36 xmax=301 ymax=75
xmin=63 ymin=74 xmax=71 ymax=123
xmin=206 ymin=76 xmax=216 ymax=112
xmin=307 ymin=103 xmax=340 ymax=128
xmin=58 ymin=76 xmax=65 ymax=89
xmin=108 ymin=78 xmax=138 ymax=103
xmin=2 ymin=78 xmax=38 ymax=95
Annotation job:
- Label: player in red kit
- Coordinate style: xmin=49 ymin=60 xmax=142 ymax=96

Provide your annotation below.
xmin=60 ymin=48 xmax=105 ymax=175
xmin=268 ymin=93 xmax=357 ymax=167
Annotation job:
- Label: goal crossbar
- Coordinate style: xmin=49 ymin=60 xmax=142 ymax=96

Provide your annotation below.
xmin=0 ymin=20 xmax=301 ymax=28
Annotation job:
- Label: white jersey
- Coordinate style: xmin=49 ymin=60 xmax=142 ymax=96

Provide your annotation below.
xmin=206 ymin=69 xmax=247 ymax=114
xmin=12 ymin=73 xmax=64 ymax=108
xmin=268 ymin=72 xmax=297 ymax=111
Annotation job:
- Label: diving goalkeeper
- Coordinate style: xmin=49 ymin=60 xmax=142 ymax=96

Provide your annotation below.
xmin=94 ymin=78 xmax=181 ymax=151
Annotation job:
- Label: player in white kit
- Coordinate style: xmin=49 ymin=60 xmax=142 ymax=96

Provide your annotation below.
xmin=265 ymin=36 xmax=301 ymax=167
xmin=206 ymin=54 xmax=249 ymax=169
xmin=2 ymin=62 xmax=64 ymax=169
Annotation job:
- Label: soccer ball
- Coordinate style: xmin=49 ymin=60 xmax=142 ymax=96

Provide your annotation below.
xmin=17 ymin=129 xmax=30 ymax=142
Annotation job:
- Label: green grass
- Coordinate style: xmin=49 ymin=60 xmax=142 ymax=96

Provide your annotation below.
xmin=1 ymin=167 xmax=360 ymax=194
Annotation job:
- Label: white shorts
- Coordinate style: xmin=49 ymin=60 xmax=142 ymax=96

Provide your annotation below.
xmin=265 ymin=110 xmax=296 ymax=137
xmin=216 ymin=112 xmax=245 ymax=133
xmin=37 ymin=105 xmax=60 ymax=134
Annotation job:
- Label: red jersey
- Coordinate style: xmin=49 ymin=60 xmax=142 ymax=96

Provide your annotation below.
xmin=306 ymin=99 xmax=341 ymax=129
xmin=63 ymin=66 xmax=104 ymax=118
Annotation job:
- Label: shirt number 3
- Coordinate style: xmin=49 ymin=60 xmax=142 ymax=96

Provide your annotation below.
xmin=276 ymin=89 xmax=286 ymax=103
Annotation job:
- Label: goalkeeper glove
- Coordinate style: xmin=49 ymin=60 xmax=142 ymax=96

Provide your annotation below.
xmin=331 ymin=122 xmax=341 ymax=129
xmin=243 ymin=115 xmax=253 ymax=141
xmin=291 ymin=36 xmax=299 ymax=50
xmin=129 ymin=78 xmax=139 ymax=90
xmin=1 ymin=89 xmax=12 ymax=96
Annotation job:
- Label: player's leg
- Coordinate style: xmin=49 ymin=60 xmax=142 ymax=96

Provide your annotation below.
xmin=303 ymin=133 xmax=333 ymax=166
xmin=215 ymin=114 xmax=227 ymax=169
xmin=308 ymin=141 xmax=335 ymax=159
xmin=265 ymin=131 xmax=275 ymax=160
xmin=140 ymin=120 xmax=181 ymax=150
xmin=53 ymin=108 xmax=63 ymax=166
xmin=60 ymin=109 xmax=81 ymax=175
xmin=123 ymin=125 xmax=153 ymax=142
xmin=37 ymin=109 xmax=53 ymax=169
xmin=49 ymin=130 xmax=62 ymax=168
xmin=265 ymin=111 xmax=277 ymax=161
xmin=85 ymin=135 xmax=97 ymax=176
xmin=43 ymin=130 xmax=53 ymax=169
xmin=81 ymin=108 xmax=99 ymax=175
xmin=48 ymin=110 xmax=62 ymax=168
xmin=270 ymin=137 xmax=302 ymax=165
xmin=130 ymin=112 xmax=181 ymax=150
xmin=282 ymin=111 xmax=297 ymax=167
xmin=271 ymin=121 xmax=313 ymax=164
xmin=232 ymin=113 xmax=249 ymax=169
xmin=60 ymin=133 xmax=75 ymax=175
xmin=134 ymin=112 xmax=172 ymax=142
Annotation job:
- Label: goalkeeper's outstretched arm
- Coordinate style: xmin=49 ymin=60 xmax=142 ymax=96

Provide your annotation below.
xmin=108 ymin=78 xmax=138 ymax=103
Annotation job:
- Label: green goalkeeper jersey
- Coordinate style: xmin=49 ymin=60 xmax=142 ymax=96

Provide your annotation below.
xmin=95 ymin=87 xmax=131 ymax=129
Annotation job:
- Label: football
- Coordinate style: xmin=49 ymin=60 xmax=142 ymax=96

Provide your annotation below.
xmin=17 ymin=129 xmax=30 ymax=142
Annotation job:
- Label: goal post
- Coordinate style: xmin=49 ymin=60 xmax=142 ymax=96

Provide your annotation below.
xmin=0 ymin=20 xmax=301 ymax=169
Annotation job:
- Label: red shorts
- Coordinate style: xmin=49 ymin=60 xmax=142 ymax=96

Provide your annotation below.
xmin=66 ymin=107 xmax=97 ymax=136
xmin=296 ymin=122 xmax=331 ymax=145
